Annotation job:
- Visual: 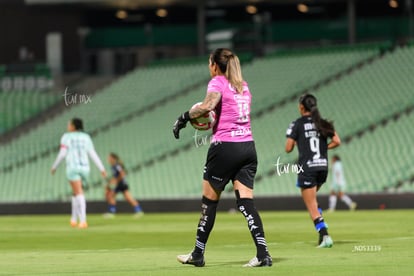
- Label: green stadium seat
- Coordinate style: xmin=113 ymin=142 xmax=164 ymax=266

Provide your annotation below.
xmin=1 ymin=43 xmax=413 ymax=202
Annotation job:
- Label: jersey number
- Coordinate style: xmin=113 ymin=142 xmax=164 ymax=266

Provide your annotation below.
xmin=309 ymin=137 xmax=321 ymax=160
xmin=237 ymin=102 xmax=249 ymax=122
xmin=73 ymin=139 xmax=86 ymax=166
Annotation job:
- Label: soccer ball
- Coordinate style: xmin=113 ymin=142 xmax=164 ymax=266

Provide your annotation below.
xmin=190 ymin=102 xmax=216 ymax=131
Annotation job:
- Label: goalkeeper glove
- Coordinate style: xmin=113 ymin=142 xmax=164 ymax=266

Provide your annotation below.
xmin=173 ymin=111 xmax=190 ymax=139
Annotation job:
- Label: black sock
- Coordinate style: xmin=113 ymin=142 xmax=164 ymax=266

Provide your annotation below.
xmin=314 ymin=217 xmax=328 ymax=236
xmin=193 ymin=196 xmax=218 ymax=257
xmin=237 ymin=198 xmax=269 ymax=260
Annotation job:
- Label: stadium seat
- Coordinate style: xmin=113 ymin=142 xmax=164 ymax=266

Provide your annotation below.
xmin=1 ymin=44 xmax=413 ymax=202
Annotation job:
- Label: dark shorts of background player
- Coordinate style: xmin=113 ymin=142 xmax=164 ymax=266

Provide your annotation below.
xmin=296 ymin=170 xmax=328 ymax=189
xmin=114 ymin=181 xmax=129 ymax=193
xmin=203 ymin=141 xmax=257 ymax=191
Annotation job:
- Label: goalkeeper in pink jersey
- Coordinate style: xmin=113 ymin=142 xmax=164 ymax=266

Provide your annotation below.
xmin=173 ymin=48 xmax=272 ymax=268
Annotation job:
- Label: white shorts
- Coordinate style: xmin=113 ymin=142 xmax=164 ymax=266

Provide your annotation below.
xmin=66 ymin=168 xmax=90 ymax=183
xmin=331 ymin=182 xmax=346 ymax=193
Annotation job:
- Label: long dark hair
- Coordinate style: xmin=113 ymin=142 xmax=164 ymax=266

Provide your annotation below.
xmin=210 ymin=48 xmax=243 ymax=93
xmin=332 ymin=155 xmax=341 ymax=162
xmin=109 ymin=152 xmax=125 ymax=170
xmin=71 ymin=118 xmax=84 ymax=131
xmin=299 ymin=94 xmax=335 ymax=138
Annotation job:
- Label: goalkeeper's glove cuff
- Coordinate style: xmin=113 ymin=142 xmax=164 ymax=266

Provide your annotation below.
xmin=181 ymin=111 xmax=191 ymax=122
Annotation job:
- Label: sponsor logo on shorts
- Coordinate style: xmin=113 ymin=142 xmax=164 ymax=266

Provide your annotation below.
xmin=211 ymin=175 xmax=223 ymax=182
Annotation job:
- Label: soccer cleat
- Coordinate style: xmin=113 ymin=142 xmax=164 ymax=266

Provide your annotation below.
xmin=133 ymin=211 xmax=144 ymax=219
xmin=177 ymin=252 xmax=205 ymax=267
xmin=350 ymin=202 xmax=357 ymax=211
xmin=103 ymin=213 xmax=115 ymax=219
xmin=78 ymin=222 xmax=88 ymax=229
xmin=70 ymin=220 xmax=77 ymax=228
xmin=317 ymin=235 xmax=333 ymax=248
xmin=243 ymin=255 xmax=273 ymax=267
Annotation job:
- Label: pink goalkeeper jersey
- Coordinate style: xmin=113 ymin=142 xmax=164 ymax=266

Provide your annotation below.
xmin=207 ymin=75 xmax=253 ymax=143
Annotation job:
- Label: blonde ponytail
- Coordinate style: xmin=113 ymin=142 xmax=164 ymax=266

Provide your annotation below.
xmin=210 ymin=48 xmax=244 ymax=94
xmin=226 ymin=55 xmax=243 ymax=93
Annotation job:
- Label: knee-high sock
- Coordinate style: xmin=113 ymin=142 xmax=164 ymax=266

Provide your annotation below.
xmin=329 ymin=195 xmax=337 ymax=210
xmin=314 ymin=217 xmax=328 ymax=236
xmin=318 ymin=204 xmax=323 ymax=215
xmin=76 ymin=194 xmax=87 ymax=223
xmin=237 ymin=198 xmax=269 ymax=260
xmin=193 ymin=196 xmax=218 ymax=256
xmin=71 ymin=196 xmax=77 ymax=222
xmin=341 ymin=195 xmax=353 ymax=207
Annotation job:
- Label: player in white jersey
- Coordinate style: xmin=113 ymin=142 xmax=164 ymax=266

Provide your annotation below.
xmin=51 ymin=118 xmax=106 ymax=228
xmin=328 ymin=155 xmax=357 ymax=212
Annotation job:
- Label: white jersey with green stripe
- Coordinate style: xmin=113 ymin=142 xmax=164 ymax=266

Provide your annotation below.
xmin=60 ymin=132 xmax=94 ymax=171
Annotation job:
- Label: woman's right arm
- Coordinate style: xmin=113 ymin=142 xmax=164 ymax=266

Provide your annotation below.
xmin=173 ymin=92 xmax=221 ymax=139
xmin=285 ymin=138 xmax=296 ymax=153
xmin=51 ymin=147 xmax=67 ymax=175
xmin=189 ymin=92 xmax=221 ymax=119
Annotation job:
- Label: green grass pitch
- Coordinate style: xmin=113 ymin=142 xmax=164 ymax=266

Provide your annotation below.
xmin=0 ymin=210 xmax=413 ymax=275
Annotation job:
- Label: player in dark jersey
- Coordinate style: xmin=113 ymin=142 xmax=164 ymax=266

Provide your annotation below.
xmin=285 ymin=94 xmax=341 ymax=248
xmin=104 ymin=153 xmax=144 ymax=218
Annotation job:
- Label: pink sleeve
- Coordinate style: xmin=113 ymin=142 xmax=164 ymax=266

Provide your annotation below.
xmin=207 ymin=76 xmax=223 ymax=94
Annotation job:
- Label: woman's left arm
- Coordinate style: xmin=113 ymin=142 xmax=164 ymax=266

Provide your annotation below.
xmin=328 ymin=132 xmax=341 ymax=149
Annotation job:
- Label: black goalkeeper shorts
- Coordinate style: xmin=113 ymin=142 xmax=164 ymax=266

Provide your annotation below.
xmin=296 ymin=170 xmax=328 ymax=189
xmin=114 ymin=181 xmax=129 ymax=193
xmin=203 ymin=141 xmax=257 ymax=191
